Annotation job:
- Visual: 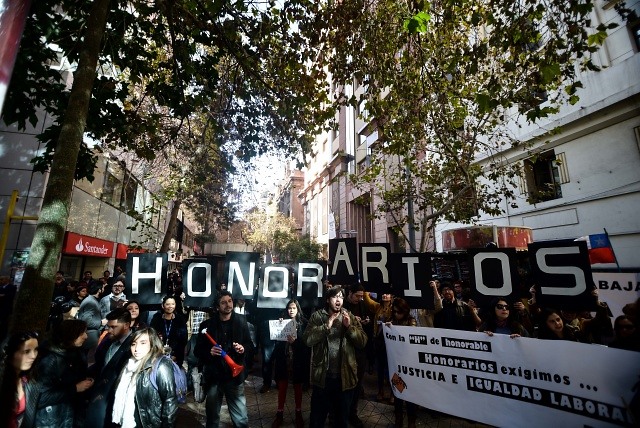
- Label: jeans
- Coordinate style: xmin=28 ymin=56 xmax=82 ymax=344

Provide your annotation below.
xmin=205 ymin=381 xmax=248 ymax=428
xmin=309 ymin=377 xmax=354 ymax=428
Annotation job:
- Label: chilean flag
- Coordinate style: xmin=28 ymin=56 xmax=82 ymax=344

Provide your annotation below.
xmin=574 ymin=234 xmax=616 ymax=264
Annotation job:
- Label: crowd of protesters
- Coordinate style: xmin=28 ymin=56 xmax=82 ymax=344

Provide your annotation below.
xmin=1 ymin=265 xmax=639 ymax=428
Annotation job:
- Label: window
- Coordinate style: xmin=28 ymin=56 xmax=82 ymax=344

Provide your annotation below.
xmin=357 ymin=155 xmax=370 ymax=175
xmin=521 ymin=150 xmax=568 ymax=203
xmin=632 ymin=22 xmax=640 ymax=51
xmin=101 ymin=161 xmax=123 ymax=207
xmin=357 ymin=98 xmax=368 ymax=120
xmin=120 ymin=172 xmax=138 ymax=211
xmin=349 ymin=193 xmax=372 ymax=243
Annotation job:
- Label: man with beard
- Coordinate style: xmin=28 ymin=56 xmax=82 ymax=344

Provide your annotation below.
xmin=195 ymin=290 xmax=253 ymax=428
xmin=85 ymin=308 xmax=133 ymax=427
xmin=434 ymin=283 xmax=482 ymax=331
xmin=303 ymin=286 xmax=367 ymax=428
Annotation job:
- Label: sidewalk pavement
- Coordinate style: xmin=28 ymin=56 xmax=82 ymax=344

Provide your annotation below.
xmin=175 ymin=368 xmax=490 ymax=428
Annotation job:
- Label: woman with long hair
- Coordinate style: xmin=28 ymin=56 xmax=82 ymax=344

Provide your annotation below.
xmin=536 ymin=308 xmax=579 ymax=341
xmin=149 ymin=295 xmax=188 ymax=366
xmin=112 ymin=327 xmax=177 ymax=427
xmin=386 ymin=298 xmax=417 ymax=428
xmin=271 ymin=299 xmax=310 ymax=428
xmin=125 ymin=300 xmax=147 ymax=332
xmin=0 ymin=331 xmax=39 ymax=428
xmin=481 ymin=298 xmax=529 ymax=338
xmin=35 ymin=319 xmax=93 ymax=428
xmin=69 ymin=284 xmax=87 ymax=307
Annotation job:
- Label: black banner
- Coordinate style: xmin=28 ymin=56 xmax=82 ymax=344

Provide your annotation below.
xmin=123 ymin=239 xmax=596 ymax=312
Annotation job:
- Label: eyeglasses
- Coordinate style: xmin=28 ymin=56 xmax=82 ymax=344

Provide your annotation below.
xmin=495 ymin=304 xmax=510 ymax=310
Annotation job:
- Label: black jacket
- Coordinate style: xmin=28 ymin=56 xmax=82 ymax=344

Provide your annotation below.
xmin=150 ymin=312 xmax=188 ymax=365
xmin=35 ymin=345 xmax=87 ymax=422
xmin=273 ymin=318 xmax=310 ymax=384
xmin=434 ymin=299 xmax=477 ymax=331
xmin=85 ymin=333 xmax=134 ymax=428
xmin=194 ymin=313 xmax=253 ymax=385
xmin=133 ymin=357 xmax=178 ymax=428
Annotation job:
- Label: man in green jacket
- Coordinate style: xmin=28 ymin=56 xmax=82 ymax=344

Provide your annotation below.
xmin=303 ymin=285 xmax=367 ymax=428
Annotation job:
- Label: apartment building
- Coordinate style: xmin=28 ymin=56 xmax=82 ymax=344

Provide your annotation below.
xmin=435 ymin=2 xmax=640 ymax=268
xmin=299 ymin=82 xmax=430 ymax=253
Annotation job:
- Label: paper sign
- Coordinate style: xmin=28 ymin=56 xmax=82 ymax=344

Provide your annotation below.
xmin=269 ymin=319 xmax=297 ymax=341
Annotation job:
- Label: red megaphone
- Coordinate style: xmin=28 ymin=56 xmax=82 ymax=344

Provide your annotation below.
xmin=203 ymin=328 xmax=244 ymax=378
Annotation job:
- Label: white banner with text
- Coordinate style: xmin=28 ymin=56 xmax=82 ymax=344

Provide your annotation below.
xmin=384 ymin=325 xmax=638 ymax=427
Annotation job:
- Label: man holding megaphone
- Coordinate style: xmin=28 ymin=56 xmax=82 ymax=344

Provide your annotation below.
xmin=195 ymin=290 xmax=253 ymax=428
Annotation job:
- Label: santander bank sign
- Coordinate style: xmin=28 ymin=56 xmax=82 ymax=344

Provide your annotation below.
xmin=63 ymin=232 xmax=115 ymax=257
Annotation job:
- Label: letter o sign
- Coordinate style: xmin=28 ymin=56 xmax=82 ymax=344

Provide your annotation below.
xmin=473 ymin=252 xmax=513 ymax=296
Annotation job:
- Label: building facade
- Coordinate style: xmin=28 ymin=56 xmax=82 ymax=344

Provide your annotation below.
xmin=299 ymin=82 xmax=430 ymax=253
xmin=0 ymin=114 xmax=199 ymax=281
xmin=435 ymin=2 xmax=640 ymax=268
xmin=301 ymin=2 xmax=639 ymax=269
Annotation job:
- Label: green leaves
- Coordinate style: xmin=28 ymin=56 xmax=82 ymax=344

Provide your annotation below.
xmin=539 ymin=62 xmax=561 ymax=84
xmin=403 ymin=11 xmax=431 ymax=34
xmin=314 ymin=0 xmax=622 ymax=250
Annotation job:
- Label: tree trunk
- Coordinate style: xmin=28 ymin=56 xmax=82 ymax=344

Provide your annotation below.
xmin=160 ymin=198 xmax=182 ymax=252
xmin=9 ymin=0 xmax=111 ymax=335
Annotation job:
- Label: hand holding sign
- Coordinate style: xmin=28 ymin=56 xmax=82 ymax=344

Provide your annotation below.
xmin=269 ymin=319 xmax=297 ymax=341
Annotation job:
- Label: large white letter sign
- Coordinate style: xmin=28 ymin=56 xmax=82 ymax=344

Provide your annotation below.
xmin=227 ymin=261 xmax=256 ymax=296
xmin=332 ymin=241 xmax=355 ymax=276
xmin=186 ymin=262 xmax=213 ymax=298
xmin=474 ymin=252 xmax=513 ymax=296
xmin=537 ymin=247 xmax=588 ymax=296
xmin=361 ymin=246 xmax=389 ymax=283
xmin=297 ymin=263 xmax=324 ymax=298
xmin=132 ymin=256 xmax=163 ymax=294
xmin=263 ymin=266 xmax=289 ymax=299
xmin=402 ymin=257 xmax=421 ymax=297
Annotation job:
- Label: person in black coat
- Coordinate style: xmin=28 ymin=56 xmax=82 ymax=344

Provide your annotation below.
xmin=271 ymin=299 xmax=310 ymax=428
xmin=84 ymin=308 xmax=133 ymax=428
xmin=1 ymin=331 xmax=40 ymax=428
xmin=195 ymin=291 xmax=253 ymax=428
xmin=149 ymin=295 xmax=188 ymax=366
xmin=35 ymin=320 xmax=94 ymax=428
xmin=111 ymin=327 xmax=177 ymax=427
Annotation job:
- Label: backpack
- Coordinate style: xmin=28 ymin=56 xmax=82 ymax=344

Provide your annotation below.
xmin=150 ymin=356 xmax=188 ymax=404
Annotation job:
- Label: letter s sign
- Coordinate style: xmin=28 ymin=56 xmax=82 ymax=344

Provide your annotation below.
xmin=536 ymin=247 xmax=587 ymax=296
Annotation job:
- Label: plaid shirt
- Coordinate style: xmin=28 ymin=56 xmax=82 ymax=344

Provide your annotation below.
xmin=188 ymin=310 xmax=209 ymax=338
